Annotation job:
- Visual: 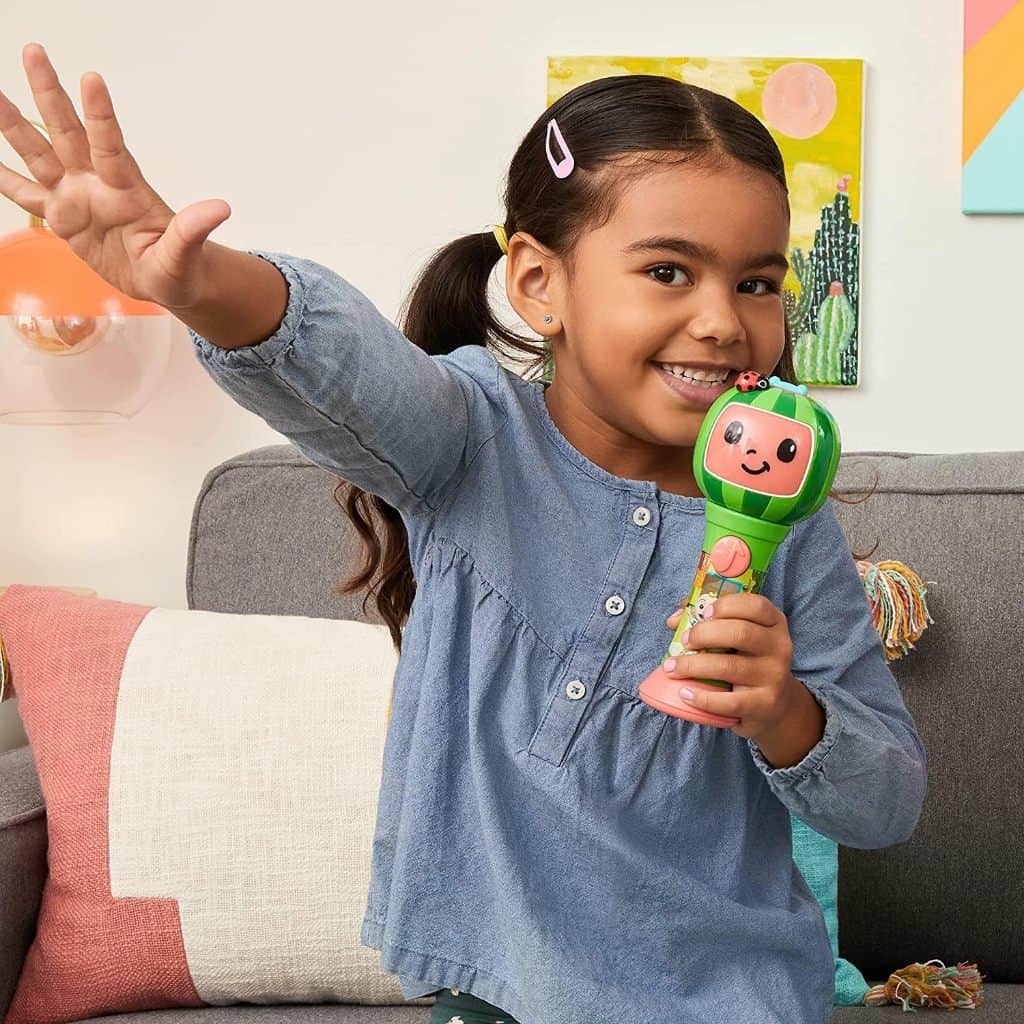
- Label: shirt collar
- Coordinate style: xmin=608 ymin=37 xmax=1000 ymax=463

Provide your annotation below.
xmin=529 ymin=381 xmax=706 ymax=512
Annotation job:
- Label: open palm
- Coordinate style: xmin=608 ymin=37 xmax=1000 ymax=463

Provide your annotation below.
xmin=0 ymin=43 xmax=229 ymax=310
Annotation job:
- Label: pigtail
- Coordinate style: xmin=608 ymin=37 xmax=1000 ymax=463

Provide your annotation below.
xmin=400 ymin=232 xmax=503 ymax=354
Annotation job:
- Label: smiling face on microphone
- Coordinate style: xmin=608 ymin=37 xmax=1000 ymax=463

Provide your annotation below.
xmin=704 ymin=404 xmax=814 ymax=499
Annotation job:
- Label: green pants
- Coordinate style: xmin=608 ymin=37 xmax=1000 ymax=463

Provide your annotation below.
xmin=428 ymin=987 xmax=520 ymax=1024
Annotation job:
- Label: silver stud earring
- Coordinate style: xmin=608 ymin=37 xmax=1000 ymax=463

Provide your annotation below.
xmin=543 ymin=314 xmax=553 ymax=324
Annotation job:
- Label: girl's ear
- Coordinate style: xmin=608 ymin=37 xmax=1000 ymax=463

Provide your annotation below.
xmin=504 ymin=230 xmax=563 ymax=337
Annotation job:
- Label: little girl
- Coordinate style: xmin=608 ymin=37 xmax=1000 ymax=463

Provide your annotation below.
xmin=1 ymin=46 xmax=926 ymax=1024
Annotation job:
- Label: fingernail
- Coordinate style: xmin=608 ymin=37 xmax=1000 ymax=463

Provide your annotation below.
xmin=679 ymin=687 xmax=695 ymax=701
xmin=663 ymin=658 xmax=677 ymax=672
xmin=706 ymin=604 xmax=715 ymax=618
xmin=681 ymin=628 xmax=691 ymax=646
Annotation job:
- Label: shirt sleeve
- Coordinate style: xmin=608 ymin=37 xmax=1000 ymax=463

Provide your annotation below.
xmin=746 ymin=498 xmax=928 ymax=850
xmin=187 ymin=249 xmax=506 ymax=516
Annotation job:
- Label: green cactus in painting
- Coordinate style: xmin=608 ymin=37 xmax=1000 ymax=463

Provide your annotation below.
xmin=793 ymin=281 xmax=855 ymax=384
xmin=807 ymin=178 xmax=860 ymax=385
xmin=788 ymin=177 xmax=861 ymax=386
xmin=784 ymin=247 xmax=817 ymax=338
xmin=816 ymin=281 xmax=855 ymax=381
xmin=793 ymin=330 xmax=818 ymax=384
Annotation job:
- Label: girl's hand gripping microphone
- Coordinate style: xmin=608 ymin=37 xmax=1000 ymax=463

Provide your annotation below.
xmin=637 ymin=371 xmax=842 ymax=726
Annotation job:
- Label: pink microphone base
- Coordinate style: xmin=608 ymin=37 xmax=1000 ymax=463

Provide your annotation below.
xmin=637 ymin=665 xmax=741 ymax=727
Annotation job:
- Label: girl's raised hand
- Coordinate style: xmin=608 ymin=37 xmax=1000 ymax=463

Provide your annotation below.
xmin=0 ymin=43 xmax=230 ymax=310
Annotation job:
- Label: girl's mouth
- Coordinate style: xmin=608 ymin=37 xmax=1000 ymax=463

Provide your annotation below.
xmin=651 ymin=363 xmax=738 ymax=409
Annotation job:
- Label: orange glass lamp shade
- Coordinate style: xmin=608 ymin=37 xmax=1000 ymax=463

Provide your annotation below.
xmin=0 ymin=216 xmax=173 ymax=425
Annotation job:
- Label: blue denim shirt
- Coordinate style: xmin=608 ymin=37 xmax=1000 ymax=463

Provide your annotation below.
xmin=189 ymin=250 xmax=927 ymax=1024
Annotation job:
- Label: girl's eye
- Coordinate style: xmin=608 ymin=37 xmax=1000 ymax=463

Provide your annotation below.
xmin=647 ymin=266 xmax=781 ymax=294
xmin=648 ymin=264 xmax=688 ymax=286
xmin=739 ymin=278 xmax=781 ymax=296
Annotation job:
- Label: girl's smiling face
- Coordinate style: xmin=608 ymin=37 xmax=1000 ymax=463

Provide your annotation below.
xmin=506 ymin=156 xmax=791 ymax=497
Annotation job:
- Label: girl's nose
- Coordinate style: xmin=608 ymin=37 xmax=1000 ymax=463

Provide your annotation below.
xmin=686 ymin=302 xmax=744 ymax=346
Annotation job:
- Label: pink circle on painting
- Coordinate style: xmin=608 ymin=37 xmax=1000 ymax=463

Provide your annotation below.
xmin=761 ymin=62 xmax=838 ymax=139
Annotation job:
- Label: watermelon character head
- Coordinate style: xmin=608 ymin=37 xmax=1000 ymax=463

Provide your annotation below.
xmin=692 ymin=371 xmax=841 ymax=525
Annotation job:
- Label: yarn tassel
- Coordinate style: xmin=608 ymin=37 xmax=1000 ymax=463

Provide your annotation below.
xmin=863 ymin=959 xmax=984 ymax=1010
xmin=856 ymin=559 xmax=936 ymax=661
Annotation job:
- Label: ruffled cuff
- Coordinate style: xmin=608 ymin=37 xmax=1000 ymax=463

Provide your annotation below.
xmin=746 ymin=677 xmax=843 ymax=784
xmin=187 ymin=249 xmax=306 ymax=369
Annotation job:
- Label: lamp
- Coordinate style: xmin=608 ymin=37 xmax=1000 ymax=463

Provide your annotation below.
xmin=0 ymin=120 xmax=174 ymax=425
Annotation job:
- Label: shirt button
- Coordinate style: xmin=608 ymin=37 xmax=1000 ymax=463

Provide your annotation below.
xmin=604 ymin=594 xmax=626 ymax=615
xmin=565 ymin=679 xmax=587 ymax=700
xmin=632 ymin=506 xmax=652 ymax=526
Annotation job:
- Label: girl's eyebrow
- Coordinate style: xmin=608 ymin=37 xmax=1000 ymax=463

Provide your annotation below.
xmin=621 ymin=235 xmax=789 ymax=273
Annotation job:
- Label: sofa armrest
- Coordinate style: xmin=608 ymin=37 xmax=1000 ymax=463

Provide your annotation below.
xmin=0 ymin=745 xmax=46 ymax=1018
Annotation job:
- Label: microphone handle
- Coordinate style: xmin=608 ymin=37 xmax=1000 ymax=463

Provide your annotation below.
xmin=662 ymin=505 xmax=791 ymax=692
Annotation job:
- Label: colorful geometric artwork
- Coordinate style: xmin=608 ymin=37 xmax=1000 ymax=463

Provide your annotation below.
xmin=962 ymin=1 xmax=1024 ymax=213
xmin=548 ymin=57 xmax=865 ymax=387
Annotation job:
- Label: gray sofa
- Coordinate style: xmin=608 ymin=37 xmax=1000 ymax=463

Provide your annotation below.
xmin=2 ymin=446 xmax=1021 ymax=1022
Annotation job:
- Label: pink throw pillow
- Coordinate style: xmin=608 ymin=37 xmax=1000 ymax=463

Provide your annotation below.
xmin=0 ymin=583 xmax=403 ymax=1024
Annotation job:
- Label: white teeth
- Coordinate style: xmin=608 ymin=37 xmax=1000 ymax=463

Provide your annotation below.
xmin=658 ymin=364 xmax=730 ymax=384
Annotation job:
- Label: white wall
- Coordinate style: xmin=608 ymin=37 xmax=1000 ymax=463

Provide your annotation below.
xmin=1 ymin=0 xmax=1020 ymax=749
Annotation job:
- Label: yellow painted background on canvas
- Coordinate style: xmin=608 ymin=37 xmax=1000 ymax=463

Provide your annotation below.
xmin=548 ymin=57 xmax=863 ymax=294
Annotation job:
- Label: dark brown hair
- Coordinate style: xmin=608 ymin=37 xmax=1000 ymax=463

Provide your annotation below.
xmin=333 ymin=74 xmax=875 ymax=652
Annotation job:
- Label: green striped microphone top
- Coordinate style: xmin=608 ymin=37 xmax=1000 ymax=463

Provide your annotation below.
xmin=693 ymin=372 xmax=841 ymax=526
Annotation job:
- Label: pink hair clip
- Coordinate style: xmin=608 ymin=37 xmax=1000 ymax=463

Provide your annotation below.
xmin=545 ymin=117 xmax=575 ymax=178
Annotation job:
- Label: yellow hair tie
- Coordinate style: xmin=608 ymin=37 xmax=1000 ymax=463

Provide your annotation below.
xmin=492 ymin=224 xmax=509 ymax=254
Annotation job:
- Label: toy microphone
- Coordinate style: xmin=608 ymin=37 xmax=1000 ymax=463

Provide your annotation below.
xmin=637 ymin=370 xmax=841 ymax=726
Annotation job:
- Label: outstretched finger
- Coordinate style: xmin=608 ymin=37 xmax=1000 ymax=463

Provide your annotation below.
xmin=0 ymin=158 xmax=47 ymax=216
xmin=0 ymin=89 xmax=64 ymax=189
xmin=80 ymin=70 xmax=143 ymax=190
xmin=22 ymin=43 xmax=92 ymax=173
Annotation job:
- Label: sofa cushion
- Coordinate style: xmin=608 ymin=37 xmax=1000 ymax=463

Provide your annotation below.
xmin=0 ymin=746 xmax=47 ymax=1018
xmin=828 ymin=451 xmax=1023 ymax=983
xmin=63 ymin=982 xmax=1024 ymax=1022
xmin=0 ymin=584 xmax=432 ymax=1024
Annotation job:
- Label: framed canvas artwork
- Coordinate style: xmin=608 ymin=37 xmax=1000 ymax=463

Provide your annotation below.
xmin=962 ymin=1 xmax=1024 ymax=213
